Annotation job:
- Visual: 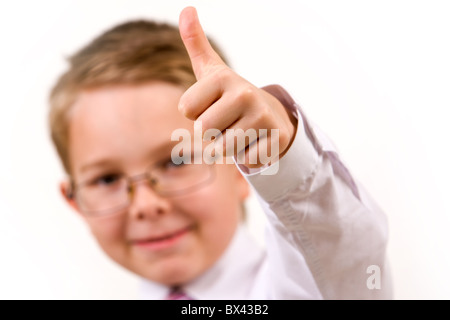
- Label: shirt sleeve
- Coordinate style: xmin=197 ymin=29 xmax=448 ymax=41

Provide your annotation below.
xmin=235 ymin=84 xmax=393 ymax=300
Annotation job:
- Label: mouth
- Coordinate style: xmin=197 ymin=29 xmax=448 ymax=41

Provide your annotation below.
xmin=132 ymin=226 xmax=193 ymax=251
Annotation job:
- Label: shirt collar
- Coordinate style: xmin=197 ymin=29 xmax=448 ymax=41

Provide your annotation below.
xmin=138 ymin=224 xmax=265 ymax=300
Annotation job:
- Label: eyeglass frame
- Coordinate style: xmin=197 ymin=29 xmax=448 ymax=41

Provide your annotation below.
xmin=66 ymin=161 xmax=216 ymax=217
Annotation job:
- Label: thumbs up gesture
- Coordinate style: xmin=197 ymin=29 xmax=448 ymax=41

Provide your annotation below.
xmin=178 ymin=7 xmax=296 ymax=168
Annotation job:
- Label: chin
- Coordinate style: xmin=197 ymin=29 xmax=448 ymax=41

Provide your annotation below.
xmin=151 ymin=266 xmax=202 ymax=286
xmin=136 ymin=257 xmax=206 ymax=286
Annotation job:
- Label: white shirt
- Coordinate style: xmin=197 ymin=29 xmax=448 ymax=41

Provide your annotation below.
xmin=139 ymin=85 xmax=393 ymax=300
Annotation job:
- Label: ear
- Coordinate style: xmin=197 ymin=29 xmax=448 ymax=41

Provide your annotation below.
xmin=59 ymin=180 xmax=82 ymax=216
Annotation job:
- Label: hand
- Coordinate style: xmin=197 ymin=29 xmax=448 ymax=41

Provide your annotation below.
xmin=178 ymin=7 xmax=297 ymax=168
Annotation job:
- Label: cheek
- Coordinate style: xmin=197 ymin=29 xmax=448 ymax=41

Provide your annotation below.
xmin=174 ymin=170 xmax=242 ymax=236
xmin=86 ymin=216 xmax=127 ymax=254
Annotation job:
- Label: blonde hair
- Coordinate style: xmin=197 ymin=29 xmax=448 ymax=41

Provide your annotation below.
xmin=49 ymin=19 xmax=227 ymax=174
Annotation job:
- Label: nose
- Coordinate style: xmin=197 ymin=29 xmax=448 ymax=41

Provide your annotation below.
xmin=127 ymin=178 xmax=171 ymax=221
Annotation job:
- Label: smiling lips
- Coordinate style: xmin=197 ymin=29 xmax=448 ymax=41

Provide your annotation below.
xmin=133 ymin=227 xmax=192 ymax=251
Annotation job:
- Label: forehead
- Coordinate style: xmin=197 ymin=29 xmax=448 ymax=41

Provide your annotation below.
xmin=68 ymin=82 xmax=192 ymax=173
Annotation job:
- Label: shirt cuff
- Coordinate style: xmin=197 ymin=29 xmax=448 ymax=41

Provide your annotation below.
xmin=234 ymin=85 xmax=321 ymax=202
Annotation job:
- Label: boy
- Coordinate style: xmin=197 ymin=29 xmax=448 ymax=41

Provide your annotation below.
xmin=49 ymin=7 xmax=392 ymax=299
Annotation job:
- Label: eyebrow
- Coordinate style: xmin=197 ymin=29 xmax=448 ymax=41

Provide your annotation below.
xmin=79 ymin=159 xmax=117 ymax=174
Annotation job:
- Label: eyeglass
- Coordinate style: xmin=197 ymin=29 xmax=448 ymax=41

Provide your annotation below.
xmin=67 ymin=158 xmax=215 ymax=217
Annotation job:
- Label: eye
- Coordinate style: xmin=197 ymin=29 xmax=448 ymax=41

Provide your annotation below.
xmin=90 ymin=173 xmax=122 ymax=186
xmin=162 ymin=158 xmax=186 ymax=170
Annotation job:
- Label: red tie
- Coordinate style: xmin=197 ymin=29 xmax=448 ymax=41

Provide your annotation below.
xmin=166 ymin=287 xmax=193 ymax=300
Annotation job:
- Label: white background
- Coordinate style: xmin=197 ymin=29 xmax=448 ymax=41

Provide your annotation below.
xmin=1 ymin=0 xmax=449 ymax=299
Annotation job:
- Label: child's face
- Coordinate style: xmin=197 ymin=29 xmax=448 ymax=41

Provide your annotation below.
xmin=62 ymin=81 xmax=249 ymax=285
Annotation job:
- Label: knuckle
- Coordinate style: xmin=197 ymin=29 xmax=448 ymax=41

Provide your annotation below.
xmin=212 ymin=66 xmax=234 ymax=87
xmin=254 ymin=103 xmax=271 ymax=124
xmin=233 ymin=85 xmax=258 ymax=108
